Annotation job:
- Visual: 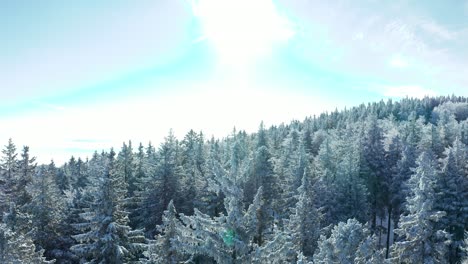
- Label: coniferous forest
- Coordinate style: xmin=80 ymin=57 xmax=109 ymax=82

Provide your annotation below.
xmin=2 ymin=96 xmax=468 ymax=264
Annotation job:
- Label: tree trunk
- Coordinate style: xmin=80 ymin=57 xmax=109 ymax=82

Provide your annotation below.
xmin=378 ymin=217 xmax=382 ymax=247
xmin=386 ymin=206 xmax=392 ymax=259
xmin=372 ymin=198 xmax=377 ymax=231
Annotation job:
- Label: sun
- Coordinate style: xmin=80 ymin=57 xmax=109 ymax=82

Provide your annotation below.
xmin=191 ymin=0 xmax=295 ymax=67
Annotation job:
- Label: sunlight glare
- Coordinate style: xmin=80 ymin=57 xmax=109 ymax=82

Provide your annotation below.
xmin=192 ymin=0 xmax=295 ymax=66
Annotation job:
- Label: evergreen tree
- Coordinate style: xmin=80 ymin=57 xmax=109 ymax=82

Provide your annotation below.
xmin=0 ymin=223 xmax=54 ymax=263
xmin=72 ymin=149 xmax=145 ymax=263
xmin=252 ymin=225 xmax=296 ymax=263
xmin=179 ymin=130 xmax=203 ymax=216
xmin=129 ymin=143 xmax=148 ymax=228
xmin=285 ymin=168 xmax=321 ymax=258
xmin=138 ymin=131 xmax=183 ymax=236
xmin=437 ymin=110 xmax=458 ymax=148
xmin=142 ymin=200 xmax=184 ymax=263
xmin=15 ymin=145 xmax=36 ymax=207
xmin=275 ymin=129 xmax=306 ymax=218
xmin=362 ymin=115 xmax=387 ymax=231
xmin=436 ymin=138 xmax=468 ymax=263
xmin=461 ymin=232 xmax=468 ymax=263
xmin=174 ymin=162 xmax=262 ymax=263
xmin=252 ymin=145 xmax=277 ymax=245
xmin=392 ymin=143 xmax=417 ymax=228
xmin=312 ymin=136 xmax=337 ymax=226
xmin=117 ymin=141 xmax=135 ymax=195
xmin=0 ymin=139 xmax=18 ymax=214
xmin=26 ymin=161 xmax=67 ymax=261
xmin=0 ymin=203 xmax=54 ymax=263
xmin=391 ymin=151 xmax=450 ymax=263
xmin=419 ymin=124 xmax=444 ymax=157
xmin=384 ymin=135 xmax=403 ymax=258
xmin=334 ymin=134 xmax=370 ymax=223
xmin=0 ymin=96 xmax=466 ymax=263
xmin=74 ymin=158 xmax=88 ymax=191
xmin=313 ymin=219 xmax=382 ymax=264
xmin=1 ymin=138 xmax=18 ymax=182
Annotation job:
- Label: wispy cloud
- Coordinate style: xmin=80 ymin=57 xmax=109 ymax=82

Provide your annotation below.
xmin=383 ymin=20 xmax=426 ymax=53
xmin=278 ymin=0 xmax=468 ymax=96
xmin=419 ymin=19 xmax=456 ymax=41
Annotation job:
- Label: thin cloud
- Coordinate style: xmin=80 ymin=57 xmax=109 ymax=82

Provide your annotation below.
xmin=419 ymin=20 xmax=456 ymax=41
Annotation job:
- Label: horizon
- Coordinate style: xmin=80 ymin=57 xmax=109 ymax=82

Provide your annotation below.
xmin=2 ymin=0 xmax=468 ymax=164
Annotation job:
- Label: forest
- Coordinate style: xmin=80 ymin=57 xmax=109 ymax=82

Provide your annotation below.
xmin=1 ymin=95 xmax=468 ymax=264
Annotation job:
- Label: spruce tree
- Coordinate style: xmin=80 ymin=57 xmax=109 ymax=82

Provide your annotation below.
xmin=362 ymin=115 xmax=386 ymax=231
xmin=15 ymin=145 xmax=36 ymax=207
xmin=0 ymin=139 xmax=18 ymax=214
xmin=0 ymin=223 xmax=54 ymax=263
xmin=0 ymin=203 xmax=54 ymax=263
xmin=138 ymin=131 xmax=183 ymax=236
xmin=252 ymin=224 xmax=296 ymax=263
xmin=313 ymin=219 xmax=383 ymax=264
xmin=391 ymin=151 xmax=450 ymax=263
xmin=142 ymin=200 xmax=184 ymax=263
xmin=26 ymin=161 xmax=68 ymax=261
xmin=174 ymin=162 xmax=262 ymax=263
xmin=436 ymin=138 xmax=468 ymax=263
xmin=72 ymin=149 xmax=145 ymax=263
xmin=285 ymin=168 xmax=321 ymax=259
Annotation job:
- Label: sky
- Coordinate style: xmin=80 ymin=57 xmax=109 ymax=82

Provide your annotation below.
xmin=1 ymin=0 xmax=468 ymax=164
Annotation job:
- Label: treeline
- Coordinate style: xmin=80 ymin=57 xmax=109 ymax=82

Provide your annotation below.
xmin=1 ymin=95 xmax=468 ymax=263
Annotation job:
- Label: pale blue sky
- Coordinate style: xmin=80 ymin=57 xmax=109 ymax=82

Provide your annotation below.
xmin=1 ymin=0 xmax=468 ymax=163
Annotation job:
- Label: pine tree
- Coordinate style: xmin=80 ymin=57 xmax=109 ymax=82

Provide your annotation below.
xmin=72 ymin=149 xmax=146 ymax=263
xmin=436 ymin=138 xmax=468 ymax=263
xmin=275 ymin=129 xmax=306 ymax=219
xmin=174 ymin=162 xmax=262 ymax=263
xmin=118 ymin=141 xmax=135 ymax=195
xmin=312 ymin=136 xmax=337 ymax=226
xmin=0 ymin=203 xmax=54 ymax=263
xmin=0 ymin=139 xmax=18 ymax=214
xmin=461 ymin=232 xmax=468 ymax=263
xmin=362 ymin=115 xmax=387 ymax=231
xmin=142 ymin=200 xmax=184 ymax=263
xmin=75 ymin=158 xmax=88 ymax=190
xmin=0 ymin=223 xmax=54 ymax=263
xmin=383 ymin=135 xmax=403 ymax=258
xmin=354 ymin=234 xmax=386 ymax=264
xmin=252 ymin=145 xmax=277 ymax=245
xmin=313 ymin=219 xmax=382 ymax=264
xmin=419 ymin=124 xmax=444 ymax=157
xmin=195 ymin=138 xmax=225 ymax=217
xmin=138 ymin=131 xmax=182 ymax=236
xmin=252 ymin=225 xmax=296 ymax=263
xmin=15 ymin=146 xmax=36 ymax=207
xmin=26 ymin=161 xmax=67 ymax=260
xmin=1 ymin=139 xmax=18 ymax=182
xmin=391 ymin=151 xmax=450 ymax=263
xmin=391 ymin=142 xmax=417 ymax=228
xmin=285 ymin=168 xmax=321 ymax=258
xmin=334 ymin=134 xmax=370 ymax=223
xmin=129 ymin=143 xmax=148 ymax=228
xmin=437 ymin=110 xmax=458 ymax=148
xmin=179 ymin=130 xmax=203 ymax=216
